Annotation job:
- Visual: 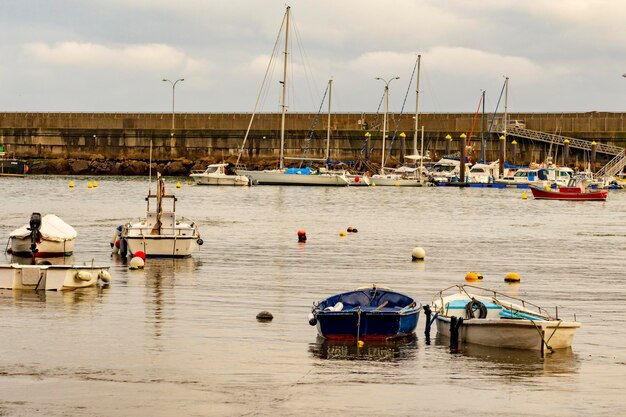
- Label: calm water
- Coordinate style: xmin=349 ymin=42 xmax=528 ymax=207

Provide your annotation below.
xmin=0 ymin=176 xmax=625 ymax=416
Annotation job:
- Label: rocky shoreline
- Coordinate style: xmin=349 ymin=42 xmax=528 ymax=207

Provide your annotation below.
xmin=25 ymin=155 xmax=281 ymax=176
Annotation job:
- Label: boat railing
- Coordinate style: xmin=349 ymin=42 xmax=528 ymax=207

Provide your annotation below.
xmin=435 ymin=284 xmax=557 ymax=320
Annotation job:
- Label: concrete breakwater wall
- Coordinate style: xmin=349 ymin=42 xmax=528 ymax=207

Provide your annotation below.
xmin=1 ymin=112 xmax=625 ymax=174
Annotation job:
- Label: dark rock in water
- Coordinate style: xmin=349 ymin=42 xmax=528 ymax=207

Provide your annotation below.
xmin=256 ymin=311 xmax=273 ymax=322
xmin=164 ymin=160 xmax=187 ymax=175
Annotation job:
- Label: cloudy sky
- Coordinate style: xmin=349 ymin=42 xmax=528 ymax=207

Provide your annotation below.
xmin=1 ymin=0 xmax=625 ymax=114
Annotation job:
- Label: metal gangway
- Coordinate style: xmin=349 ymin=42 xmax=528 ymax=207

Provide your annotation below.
xmin=504 ymin=126 xmax=626 ymax=178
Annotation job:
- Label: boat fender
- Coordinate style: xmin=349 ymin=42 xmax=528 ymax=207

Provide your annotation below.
xmin=423 ymin=305 xmax=432 ymax=338
xmin=308 ymin=313 xmax=317 ymax=326
xmin=119 ymin=238 xmax=128 ymax=258
xmin=98 ymin=270 xmax=112 ymax=283
xmin=465 ymin=298 xmax=488 ymax=319
xmin=75 ymin=271 xmax=93 ymax=282
xmin=197 ymin=238 xmax=204 ymax=246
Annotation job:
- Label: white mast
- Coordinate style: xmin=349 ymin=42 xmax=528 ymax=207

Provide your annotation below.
xmin=326 ymin=79 xmax=332 ymax=168
xmin=503 ymin=76 xmax=509 ymax=163
xmin=279 ymin=6 xmax=290 ymax=169
xmin=413 ymin=54 xmax=421 ymax=155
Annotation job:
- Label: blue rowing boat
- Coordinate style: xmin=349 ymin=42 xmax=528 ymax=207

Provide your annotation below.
xmin=308 ymin=285 xmax=420 ymax=341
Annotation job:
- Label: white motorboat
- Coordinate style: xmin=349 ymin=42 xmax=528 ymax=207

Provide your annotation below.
xmin=427 ymin=158 xmax=460 ymax=183
xmin=494 ymin=166 xmax=574 ymax=187
xmin=118 ymin=173 xmax=203 ymax=258
xmin=7 ymin=213 xmax=76 ymax=257
xmin=0 ymin=263 xmax=111 ymax=291
xmin=467 ymin=161 xmax=499 ymax=183
xmin=190 ymin=163 xmax=250 ymax=186
xmin=430 ymin=284 xmax=580 ymax=354
xmin=369 ymin=170 xmax=423 ymax=187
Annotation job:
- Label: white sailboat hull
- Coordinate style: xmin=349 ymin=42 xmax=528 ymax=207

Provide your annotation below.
xmin=436 ymin=316 xmax=579 ymax=351
xmin=0 ymin=264 xmax=111 ymax=291
xmin=369 ymin=175 xmax=423 ymax=187
xmin=238 ymin=169 xmax=349 ymax=186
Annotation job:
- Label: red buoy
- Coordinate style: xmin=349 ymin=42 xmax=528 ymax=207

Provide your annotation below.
xmin=297 ymin=229 xmax=307 ymax=242
xmin=354 ymin=177 xmax=360 ymax=183
xmin=133 ymin=250 xmax=146 ymax=261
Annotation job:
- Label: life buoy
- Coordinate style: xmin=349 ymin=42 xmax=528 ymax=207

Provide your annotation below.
xmin=465 ymin=298 xmax=488 ymax=319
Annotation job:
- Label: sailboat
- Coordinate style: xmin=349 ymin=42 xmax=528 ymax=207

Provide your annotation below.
xmin=368 ymin=55 xmax=424 ymax=187
xmin=235 ymin=7 xmax=349 ymax=186
xmin=119 ymin=173 xmax=202 ymax=258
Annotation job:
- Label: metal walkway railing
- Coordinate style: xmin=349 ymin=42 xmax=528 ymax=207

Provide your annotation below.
xmin=503 ymin=127 xmax=626 ymax=178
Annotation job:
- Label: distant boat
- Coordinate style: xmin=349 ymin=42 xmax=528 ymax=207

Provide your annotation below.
xmin=0 ymin=146 xmax=27 ymax=177
xmin=529 ymin=178 xmax=608 ymax=201
xmin=190 ymin=163 xmax=250 ymax=186
xmin=430 ymin=284 xmax=581 ymax=353
xmin=309 ymin=285 xmax=420 ymax=341
xmin=7 ymin=213 xmax=76 ymax=257
xmin=235 ymin=9 xmax=348 ymax=186
xmin=118 ymin=173 xmax=203 ymax=258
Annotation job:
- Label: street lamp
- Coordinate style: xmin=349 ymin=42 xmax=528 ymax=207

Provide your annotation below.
xmin=162 ymin=78 xmax=184 ymax=131
xmin=375 ymin=76 xmax=400 ymax=174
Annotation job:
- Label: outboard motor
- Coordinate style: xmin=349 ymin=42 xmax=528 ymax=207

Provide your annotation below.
xmin=27 ymin=212 xmax=42 ymax=257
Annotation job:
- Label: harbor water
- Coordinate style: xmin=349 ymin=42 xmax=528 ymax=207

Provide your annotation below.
xmin=0 ymin=176 xmax=625 ymax=416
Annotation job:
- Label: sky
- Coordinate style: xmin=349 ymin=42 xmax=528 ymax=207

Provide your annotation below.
xmin=1 ymin=0 xmax=625 ymax=114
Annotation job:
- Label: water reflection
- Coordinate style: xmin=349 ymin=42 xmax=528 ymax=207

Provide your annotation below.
xmin=0 ymin=286 xmax=108 ymax=307
xmin=434 ymin=336 xmax=580 ymax=377
xmin=5 ymin=254 xmax=75 ymax=265
xmin=309 ymin=335 xmax=418 ymax=362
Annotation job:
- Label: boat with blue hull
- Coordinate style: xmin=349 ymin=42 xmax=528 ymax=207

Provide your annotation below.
xmin=309 ymin=286 xmax=420 ymax=341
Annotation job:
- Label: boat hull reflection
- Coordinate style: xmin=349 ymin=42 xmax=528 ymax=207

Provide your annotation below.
xmin=309 ymin=335 xmax=417 ymax=361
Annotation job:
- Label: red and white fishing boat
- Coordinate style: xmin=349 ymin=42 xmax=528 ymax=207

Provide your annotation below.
xmin=529 ymin=178 xmax=608 ymax=201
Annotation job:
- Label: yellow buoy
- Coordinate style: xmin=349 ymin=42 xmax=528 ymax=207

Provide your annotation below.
xmin=69 ymin=180 xmax=75 ymax=188
xmin=371 ymin=183 xmax=376 ymax=187
xmin=188 ymin=180 xmax=193 ymax=185
xmin=176 ymin=181 xmax=181 ymax=188
xmin=93 ymin=180 xmax=98 ymax=187
xmin=357 ymin=340 xmax=364 ymax=348
xmin=87 ymin=181 xmax=93 ymax=189
xmin=504 ymin=272 xmax=521 ymax=283
xmin=465 ymin=272 xmax=483 ymax=282
xmin=339 ymin=231 xmax=347 ymax=237
xmin=521 ymin=192 xmax=527 ymax=200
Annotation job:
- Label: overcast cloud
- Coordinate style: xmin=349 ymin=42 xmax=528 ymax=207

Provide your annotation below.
xmin=1 ymin=0 xmax=625 ymax=113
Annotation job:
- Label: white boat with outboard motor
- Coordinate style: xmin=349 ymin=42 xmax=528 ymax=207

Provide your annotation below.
xmin=115 ymin=173 xmax=203 ymax=258
xmin=190 ymin=163 xmax=250 ymax=186
xmin=0 ymin=263 xmax=111 ymax=291
xmin=427 ymin=284 xmax=580 ymax=354
xmin=6 ymin=213 xmax=76 ymax=257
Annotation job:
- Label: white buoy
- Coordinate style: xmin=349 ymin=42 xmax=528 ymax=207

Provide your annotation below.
xmin=98 ymin=270 xmax=112 ymax=283
xmin=411 ymin=247 xmax=426 ymax=261
xmin=129 ymin=256 xmax=145 ymax=270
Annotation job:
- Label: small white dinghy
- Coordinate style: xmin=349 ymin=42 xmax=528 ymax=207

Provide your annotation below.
xmin=0 ymin=263 xmax=111 ymax=291
xmin=7 ymin=213 xmax=77 ymax=257
xmin=429 ymin=284 xmax=581 ymax=354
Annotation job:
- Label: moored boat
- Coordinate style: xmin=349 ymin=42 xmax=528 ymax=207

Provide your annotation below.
xmin=430 ymin=284 xmax=581 ymax=353
xmin=0 ymin=146 xmax=28 ymax=177
xmin=529 ymin=178 xmax=608 ymax=201
xmin=7 ymin=213 xmax=76 ymax=257
xmin=309 ymin=285 xmax=420 ymax=341
xmin=190 ymin=163 xmax=250 ymax=186
xmin=0 ymin=263 xmax=111 ymax=291
xmin=118 ymin=173 xmax=203 ymax=258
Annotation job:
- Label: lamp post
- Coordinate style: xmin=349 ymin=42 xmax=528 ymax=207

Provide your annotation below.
xmin=162 ymin=78 xmax=184 ymax=131
xmin=375 ymin=76 xmax=400 ymax=174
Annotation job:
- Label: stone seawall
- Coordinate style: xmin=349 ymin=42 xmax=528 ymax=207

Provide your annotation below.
xmin=1 ymin=112 xmax=625 ymax=175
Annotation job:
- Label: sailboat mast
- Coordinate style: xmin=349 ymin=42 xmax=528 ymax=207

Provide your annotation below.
xmin=503 ymin=76 xmax=509 ymax=163
xmin=279 ymin=6 xmax=290 ymax=169
xmin=480 ymin=90 xmax=485 ymax=162
xmin=326 ymin=79 xmax=332 ymax=167
xmin=381 ymin=85 xmax=388 ymax=174
xmin=413 ymin=54 xmax=421 ymax=155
